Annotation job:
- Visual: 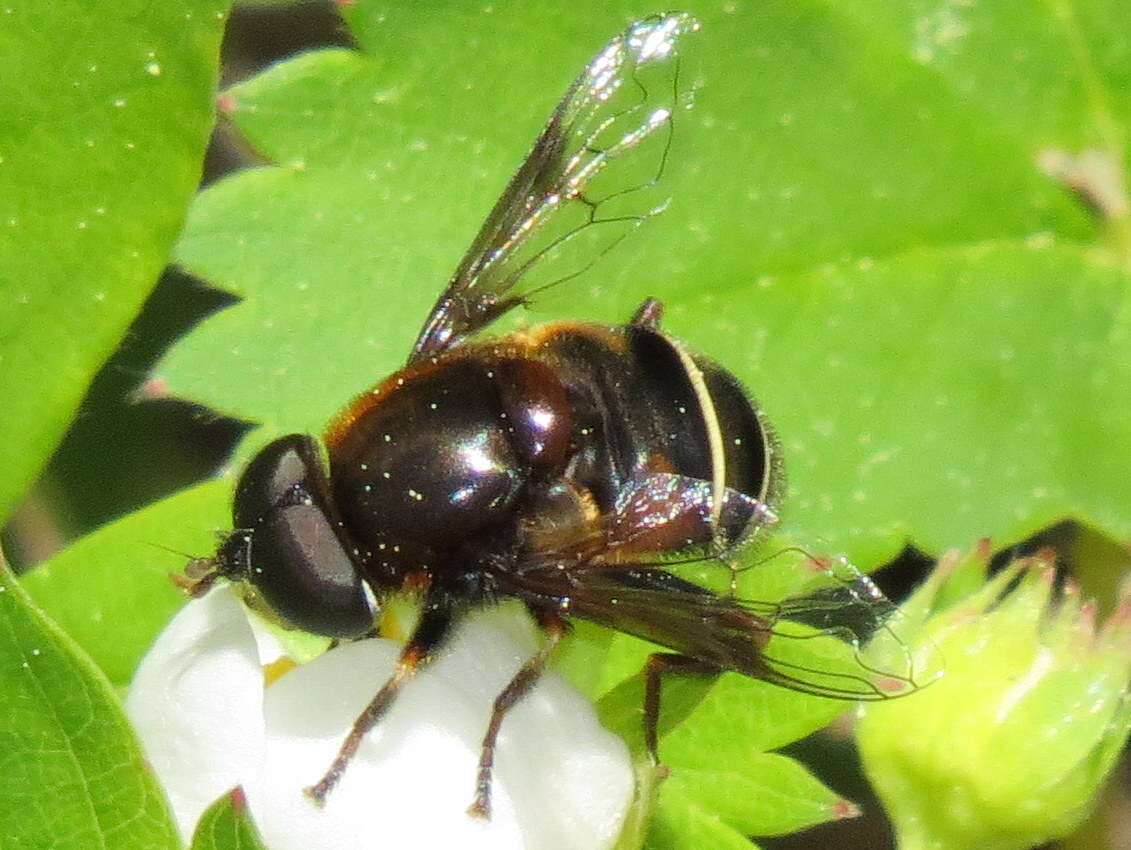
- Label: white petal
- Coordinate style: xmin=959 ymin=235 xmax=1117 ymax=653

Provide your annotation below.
xmin=245 ymin=604 xmax=633 ymax=850
xmin=126 ymin=586 xmax=267 ymax=841
xmin=246 ymin=611 xmax=288 ymax=666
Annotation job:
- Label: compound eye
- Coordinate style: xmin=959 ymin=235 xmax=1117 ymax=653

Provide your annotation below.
xmin=232 ymin=434 xmax=374 ymax=638
xmin=233 ymin=434 xmax=321 ymax=530
xmin=252 ymin=502 xmax=375 ymax=638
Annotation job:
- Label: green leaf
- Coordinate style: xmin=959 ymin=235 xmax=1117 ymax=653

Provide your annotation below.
xmin=659 ymin=753 xmax=853 ymax=837
xmin=646 ymin=800 xmax=764 ymax=850
xmin=0 ymin=550 xmax=180 ymax=849
xmin=600 ymin=667 xmax=853 ymax=846
xmin=660 ymin=676 xmax=848 ymax=765
xmin=597 ymin=642 xmax=855 ymax=847
xmin=0 ymin=0 xmax=230 ymax=524
xmin=20 ymin=480 xmax=231 ymax=687
xmin=190 ymin=788 xmax=268 ymax=850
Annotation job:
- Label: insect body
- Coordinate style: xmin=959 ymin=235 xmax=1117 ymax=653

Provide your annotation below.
xmin=324 ymin=305 xmax=774 ymax=599
xmin=183 ymin=13 xmax=926 ymax=819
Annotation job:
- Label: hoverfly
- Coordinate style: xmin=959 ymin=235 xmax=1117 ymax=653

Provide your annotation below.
xmin=180 ymin=12 xmax=930 ymax=819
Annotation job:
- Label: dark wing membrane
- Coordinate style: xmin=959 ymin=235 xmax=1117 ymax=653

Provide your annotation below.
xmin=410 ymin=13 xmax=699 ymax=363
xmin=504 ymin=564 xmax=937 ymax=700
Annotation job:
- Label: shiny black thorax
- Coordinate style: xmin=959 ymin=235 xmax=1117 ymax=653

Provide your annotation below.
xmin=222 ymin=319 xmax=773 ymax=639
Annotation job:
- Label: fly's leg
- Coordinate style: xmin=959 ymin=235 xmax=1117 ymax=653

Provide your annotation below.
xmin=467 ymin=611 xmax=569 ymax=819
xmin=305 ymin=587 xmax=454 ymax=804
xmin=643 ymin=653 xmax=719 ymax=762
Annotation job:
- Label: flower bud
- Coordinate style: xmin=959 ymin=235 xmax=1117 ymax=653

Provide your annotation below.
xmin=858 ymin=546 xmax=1131 ymax=850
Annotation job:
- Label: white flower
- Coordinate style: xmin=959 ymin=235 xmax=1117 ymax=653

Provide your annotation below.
xmin=127 ymin=586 xmax=633 ymax=850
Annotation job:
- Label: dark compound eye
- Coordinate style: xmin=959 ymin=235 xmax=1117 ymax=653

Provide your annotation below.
xmin=232 ymin=435 xmax=376 ymax=638
xmin=233 ymin=434 xmax=321 ymax=530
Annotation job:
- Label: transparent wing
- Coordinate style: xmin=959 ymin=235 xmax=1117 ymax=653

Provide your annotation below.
xmin=504 ymin=560 xmax=940 ymax=700
xmin=410 ymin=12 xmax=699 ymax=363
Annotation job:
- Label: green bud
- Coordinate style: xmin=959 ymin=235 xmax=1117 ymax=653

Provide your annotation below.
xmin=857 ymin=545 xmax=1131 ymax=850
